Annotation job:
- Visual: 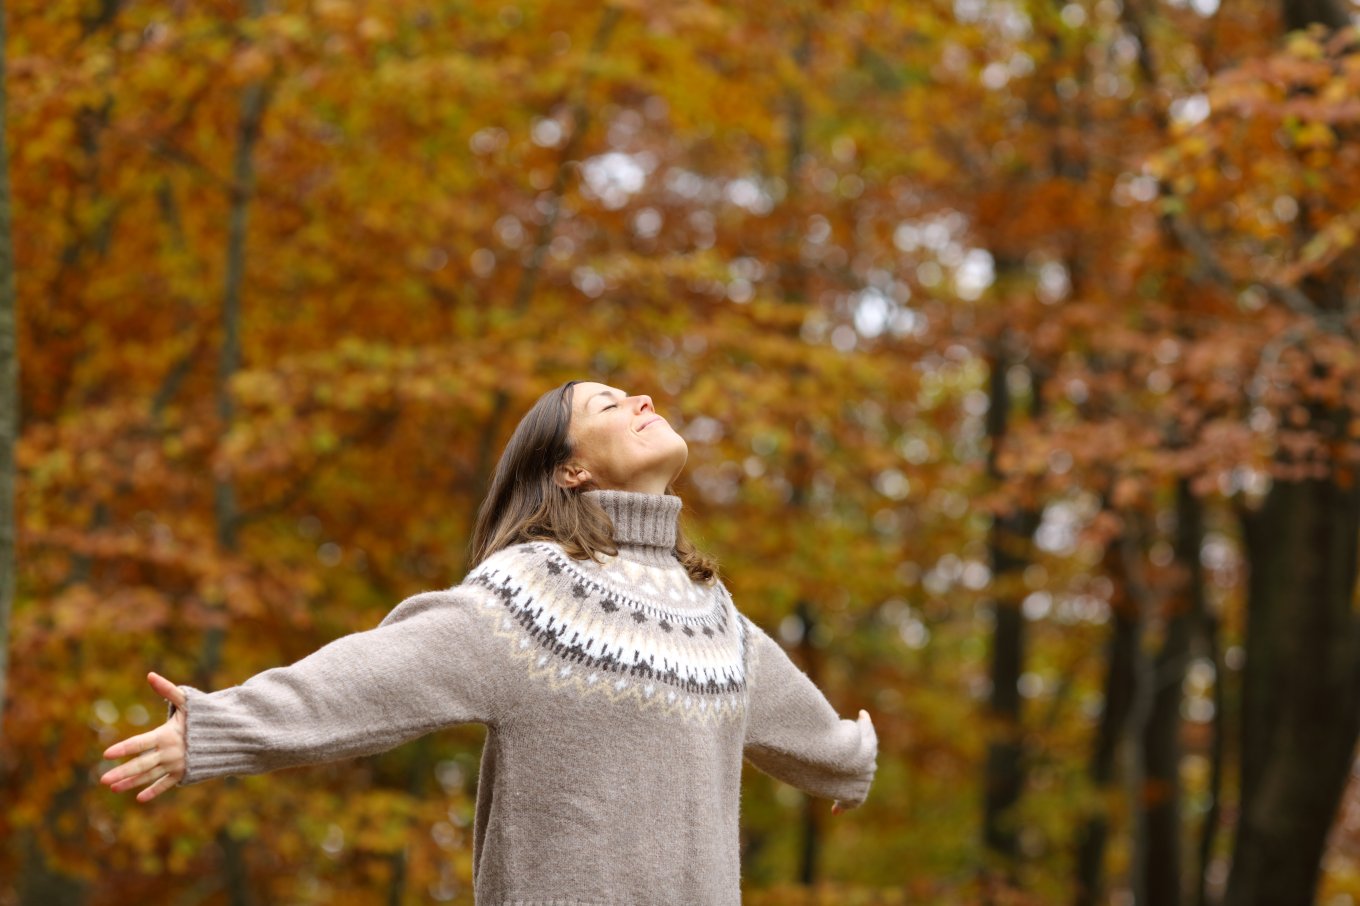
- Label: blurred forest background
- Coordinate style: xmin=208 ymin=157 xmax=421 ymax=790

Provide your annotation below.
xmin=3 ymin=0 xmax=1360 ymax=903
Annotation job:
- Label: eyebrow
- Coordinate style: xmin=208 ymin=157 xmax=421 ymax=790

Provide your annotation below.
xmin=588 ymin=389 xmax=624 ymax=409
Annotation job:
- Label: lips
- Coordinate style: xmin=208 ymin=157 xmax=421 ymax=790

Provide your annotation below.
xmin=639 ymin=416 xmax=663 ymax=431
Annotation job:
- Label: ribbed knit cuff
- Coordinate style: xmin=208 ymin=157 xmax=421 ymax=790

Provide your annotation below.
xmin=834 ymin=712 xmax=879 ymax=809
xmin=177 ymin=685 xmax=270 ymax=786
xmin=583 ymin=490 xmax=681 ymax=550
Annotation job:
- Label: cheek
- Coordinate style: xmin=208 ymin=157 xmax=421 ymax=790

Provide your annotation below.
xmin=572 ymin=422 xmax=619 ymax=471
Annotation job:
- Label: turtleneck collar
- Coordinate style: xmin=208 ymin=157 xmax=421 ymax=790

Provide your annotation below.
xmin=583 ymin=489 xmax=682 ymax=567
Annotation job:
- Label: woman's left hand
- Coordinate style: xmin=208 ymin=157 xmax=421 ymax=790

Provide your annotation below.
xmin=99 ymin=672 xmax=189 ymax=803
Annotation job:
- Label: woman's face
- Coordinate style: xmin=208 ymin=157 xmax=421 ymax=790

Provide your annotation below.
xmin=558 ymin=382 xmax=689 ymax=495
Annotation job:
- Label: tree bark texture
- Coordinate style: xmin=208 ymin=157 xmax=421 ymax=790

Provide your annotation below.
xmin=1226 ymin=451 xmax=1360 ymax=906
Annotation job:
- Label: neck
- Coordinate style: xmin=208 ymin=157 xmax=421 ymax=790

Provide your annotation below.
xmin=600 ymin=474 xmax=671 ymax=495
xmin=583 ymin=489 xmax=682 ymax=567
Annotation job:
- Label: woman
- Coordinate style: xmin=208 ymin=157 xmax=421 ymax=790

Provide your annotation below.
xmin=101 ymin=380 xmax=878 ymax=905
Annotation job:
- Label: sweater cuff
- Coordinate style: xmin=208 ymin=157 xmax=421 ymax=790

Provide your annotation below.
xmin=176 ymin=685 xmax=266 ymax=786
xmin=832 ymin=711 xmax=880 ymax=810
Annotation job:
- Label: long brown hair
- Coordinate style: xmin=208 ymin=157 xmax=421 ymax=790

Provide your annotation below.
xmin=467 ymin=380 xmax=716 ymax=583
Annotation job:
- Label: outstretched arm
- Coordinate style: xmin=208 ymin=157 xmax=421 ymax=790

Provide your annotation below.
xmin=101 ymin=672 xmax=188 ymax=802
xmin=742 ymin=618 xmax=879 ymax=812
xmin=100 ymin=586 xmax=502 ymax=797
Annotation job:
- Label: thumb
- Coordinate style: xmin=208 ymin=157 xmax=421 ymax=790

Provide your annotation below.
xmin=148 ymin=672 xmax=187 ymax=709
xmin=858 ymin=709 xmax=876 ymax=739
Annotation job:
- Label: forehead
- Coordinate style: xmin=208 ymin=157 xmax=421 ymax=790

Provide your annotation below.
xmin=571 ymin=381 xmax=622 ymax=412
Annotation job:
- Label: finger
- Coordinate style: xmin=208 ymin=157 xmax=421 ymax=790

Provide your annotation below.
xmin=103 ymin=728 xmax=160 ymax=761
xmin=136 ymin=770 xmax=180 ymax=803
xmin=147 ymin=672 xmax=187 ymax=709
xmin=858 ymin=710 xmax=877 ymax=740
xmin=101 ymin=746 xmax=163 ymax=787
xmin=110 ymin=763 xmax=170 ymax=794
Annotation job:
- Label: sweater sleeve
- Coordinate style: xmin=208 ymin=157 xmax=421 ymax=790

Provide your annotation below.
xmin=741 ymin=618 xmax=878 ymax=809
xmin=174 ymin=586 xmax=501 ymax=786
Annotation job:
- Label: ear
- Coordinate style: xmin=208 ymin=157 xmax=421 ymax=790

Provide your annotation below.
xmin=554 ymin=462 xmax=592 ymax=490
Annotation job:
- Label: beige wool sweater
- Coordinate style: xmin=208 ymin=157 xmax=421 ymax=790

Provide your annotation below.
xmin=175 ymin=490 xmax=879 ymax=906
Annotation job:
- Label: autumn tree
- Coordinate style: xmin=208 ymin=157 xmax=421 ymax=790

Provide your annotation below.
xmin=1190 ymin=19 xmax=1360 ymax=906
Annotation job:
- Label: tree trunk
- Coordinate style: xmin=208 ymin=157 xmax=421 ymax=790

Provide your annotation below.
xmin=198 ymin=4 xmax=270 ymax=903
xmin=0 ymin=0 xmax=18 ymax=742
xmin=1194 ymin=603 xmax=1225 ymax=906
xmin=1223 ymin=3 xmax=1360 ymax=901
xmin=795 ymin=600 xmax=825 ymax=885
xmin=1073 ymin=532 xmax=1140 ymax=906
xmin=982 ymin=342 xmax=1040 ymax=877
xmin=983 ymin=569 xmax=1027 ymax=863
xmin=1140 ymin=478 xmax=1203 ymax=906
xmin=774 ymin=20 xmax=828 ymax=887
xmin=1224 ymin=453 xmax=1360 ymax=906
xmin=201 ymin=45 xmax=269 ymax=679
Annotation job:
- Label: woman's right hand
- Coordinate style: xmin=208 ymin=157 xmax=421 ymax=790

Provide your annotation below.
xmin=99 ymin=672 xmax=188 ymax=803
xmin=831 ymin=709 xmax=875 ymax=816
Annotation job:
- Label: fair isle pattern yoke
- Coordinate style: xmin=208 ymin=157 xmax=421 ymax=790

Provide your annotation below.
xmin=467 ymin=541 xmax=749 ymax=723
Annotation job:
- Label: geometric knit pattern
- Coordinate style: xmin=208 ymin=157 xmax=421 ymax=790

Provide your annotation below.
xmin=466 ymin=541 xmax=750 ymax=725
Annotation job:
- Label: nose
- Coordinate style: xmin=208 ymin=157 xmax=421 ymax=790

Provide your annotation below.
xmin=635 ymin=395 xmax=654 ymax=413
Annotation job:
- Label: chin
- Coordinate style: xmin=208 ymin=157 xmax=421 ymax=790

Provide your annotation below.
xmin=670 ymin=437 xmax=689 ymax=468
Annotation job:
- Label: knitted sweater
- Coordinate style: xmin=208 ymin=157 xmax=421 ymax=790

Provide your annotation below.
xmin=175 ymin=490 xmax=878 ymax=906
